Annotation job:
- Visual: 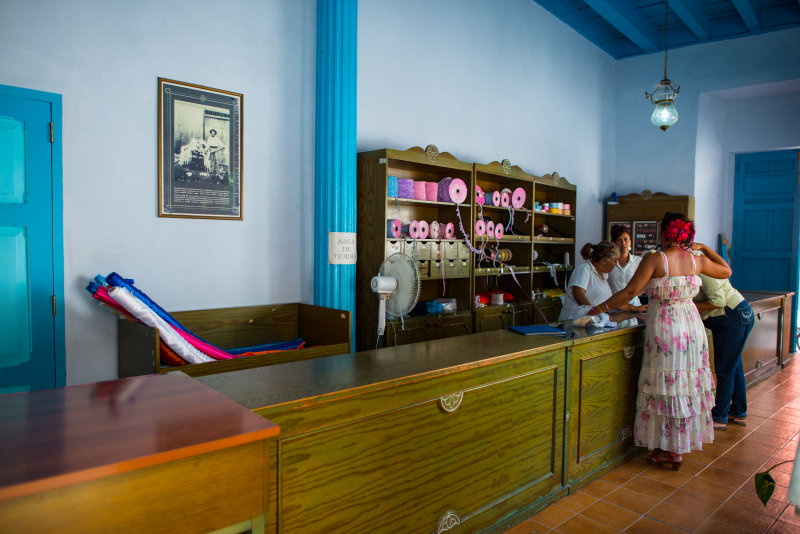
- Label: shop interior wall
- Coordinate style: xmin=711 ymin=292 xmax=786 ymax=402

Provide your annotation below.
xmin=612 ymin=28 xmax=800 ymax=243
xmin=0 ymin=0 xmax=317 ymax=384
xmin=357 ymin=0 xmax=616 ymax=257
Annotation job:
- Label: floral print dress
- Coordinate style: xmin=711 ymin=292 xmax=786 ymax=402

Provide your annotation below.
xmin=634 ymin=252 xmax=716 ymax=453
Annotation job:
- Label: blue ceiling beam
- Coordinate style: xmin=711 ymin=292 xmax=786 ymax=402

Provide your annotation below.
xmin=732 ymin=0 xmax=760 ymax=31
xmin=583 ymin=0 xmax=660 ymax=53
xmin=670 ymin=0 xmax=710 ymax=40
xmin=532 ymin=0 xmax=624 ymax=57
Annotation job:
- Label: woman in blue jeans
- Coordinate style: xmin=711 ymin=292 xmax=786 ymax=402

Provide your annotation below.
xmin=694 ymin=274 xmax=754 ymax=430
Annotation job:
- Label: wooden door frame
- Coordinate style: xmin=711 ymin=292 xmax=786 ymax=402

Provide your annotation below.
xmin=0 ymin=84 xmax=65 ymax=387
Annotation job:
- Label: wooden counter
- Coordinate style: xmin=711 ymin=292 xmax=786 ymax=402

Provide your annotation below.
xmin=0 ymin=372 xmax=279 ymax=534
xmin=741 ymin=291 xmax=794 ymax=387
xmin=199 ymin=319 xmax=646 ymax=533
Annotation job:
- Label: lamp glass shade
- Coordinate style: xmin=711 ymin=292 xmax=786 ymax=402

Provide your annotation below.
xmin=651 ymin=101 xmax=678 ymax=131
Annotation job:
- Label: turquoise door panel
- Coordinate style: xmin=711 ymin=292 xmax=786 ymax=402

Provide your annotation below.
xmin=732 ymin=150 xmax=799 ymax=351
xmin=0 ymin=86 xmax=61 ymax=391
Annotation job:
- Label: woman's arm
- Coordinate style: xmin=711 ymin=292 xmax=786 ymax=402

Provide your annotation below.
xmin=593 ymin=253 xmax=659 ymax=313
xmin=694 ymin=300 xmax=723 ymax=312
xmin=691 ymin=243 xmax=732 ymax=279
xmin=572 ymin=285 xmax=592 ymax=306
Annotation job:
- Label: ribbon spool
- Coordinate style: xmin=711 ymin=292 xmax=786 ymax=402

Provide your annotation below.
xmin=430 ymin=221 xmax=440 ymax=239
xmin=413 ymin=181 xmax=427 ymax=200
xmin=444 ymin=222 xmax=455 ymax=239
xmin=437 ymin=177 xmax=453 ymax=202
xmin=486 ymin=220 xmax=495 ymax=238
xmin=475 ymin=219 xmax=486 ymax=237
xmin=409 ymin=220 xmax=420 ymax=239
xmin=535 ymin=224 xmax=549 ymax=236
xmin=491 ymin=190 xmax=501 ymax=206
xmin=495 ymin=222 xmax=505 ymax=239
xmin=425 ymin=182 xmax=438 ymax=201
xmin=397 ymin=178 xmax=415 ymax=199
xmin=448 ymin=178 xmax=468 ymax=204
xmin=418 ymin=220 xmax=429 ymax=239
xmin=500 ymin=189 xmax=511 ymax=207
xmin=387 ymin=176 xmax=399 ymax=197
xmin=475 ymin=185 xmax=486 ymax=205
xmin=512 ymin=187 xmax=526 ymax=209
xmin=387 ymin=218 xmax=402 ymax=238
xmin=489 ymin=249 xmax=512 ymax=262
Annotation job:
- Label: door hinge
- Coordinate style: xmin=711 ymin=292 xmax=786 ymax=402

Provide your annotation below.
xmin=565 ymin=411 xmax=570 ymax=421
xmin=49 ymin=122 xmax=54 ymax=143
xmin=52 ymin=295 xmax=56 ymax=316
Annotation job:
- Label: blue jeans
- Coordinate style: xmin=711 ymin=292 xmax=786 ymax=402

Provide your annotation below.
xmin=704 ymin=301 xmax=754 ymax=424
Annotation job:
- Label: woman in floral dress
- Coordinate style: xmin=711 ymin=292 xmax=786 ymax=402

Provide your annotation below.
xmin=591 ymin=213 xmax=731 ymax=469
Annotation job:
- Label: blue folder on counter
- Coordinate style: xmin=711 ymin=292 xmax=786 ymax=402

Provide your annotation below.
xmin=508 ymin=325 xmax=567 ymax=336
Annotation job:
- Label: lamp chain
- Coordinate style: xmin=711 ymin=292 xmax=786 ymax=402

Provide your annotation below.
xmin=663 ymin=0 xmax=669 ymax=80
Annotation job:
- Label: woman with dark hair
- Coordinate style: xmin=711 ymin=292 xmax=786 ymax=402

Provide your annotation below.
xmin=558 ymin=241 xmax=619 ymax=320
xmin=592 ymin=213 xmax=731 ymax=470
xmin=608 ymin=225 xmax=645 ymax=309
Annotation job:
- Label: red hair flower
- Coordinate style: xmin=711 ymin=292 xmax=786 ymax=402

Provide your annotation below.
xmin=665 ymin=219 xmax=695 ymax=247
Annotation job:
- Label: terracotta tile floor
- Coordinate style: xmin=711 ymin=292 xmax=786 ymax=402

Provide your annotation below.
xmin=504 ymin=360 xmax=800 ymax=534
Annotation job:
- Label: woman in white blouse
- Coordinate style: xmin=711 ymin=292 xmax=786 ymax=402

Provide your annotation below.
xmin=608 ymin=225 xmax=646 ymax=310
xmin=559 ymin=241 xmax=619 ymax=320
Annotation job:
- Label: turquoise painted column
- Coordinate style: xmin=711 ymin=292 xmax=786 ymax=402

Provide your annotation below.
xmin=314 ymin=0 xmax=357 ymax=348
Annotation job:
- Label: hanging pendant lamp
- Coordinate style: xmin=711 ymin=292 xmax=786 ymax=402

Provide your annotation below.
xmin=646 ymin=0 xmax=680 ymax=131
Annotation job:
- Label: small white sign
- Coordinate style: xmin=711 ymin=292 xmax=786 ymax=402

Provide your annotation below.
xmin=328 ymin=232 xmax=357 ymax=264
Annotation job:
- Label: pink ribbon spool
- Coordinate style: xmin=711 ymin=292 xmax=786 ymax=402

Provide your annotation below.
xmin=512 ymin=187 xmax=526 ymax=209
xmin=492 ymin=190 xmax=501 ymax=206
xmin=448 ymin=178 xmax=468 ymax=204
xmin=486 ymin=221 xmax=495 ymax=238
xmin=409 ymin=220 xmax=420 ymax=239
xmin=475 ymin=185 xmax=485 ymax=205
xmin=444 ymin=222 xmax=455 ymax=239
xmin=495 ymin=223 xmax=505 ymax=239
xmin=475 ymin=219 xmax=486 ymax=237
xmin=500 ymin=191 xmax=510 ymax=207
xmin=425 ymin=182 xmax=438 ymax=201
xmin=413 ymin=181 xmax=427 ymax=200
xmin=389 ymin=219 xmax=401 ymax=238
xmin=429 ymin=220 xmax=440 ymax=239
xmin=418 ymin=220 xmax=429 ymax=239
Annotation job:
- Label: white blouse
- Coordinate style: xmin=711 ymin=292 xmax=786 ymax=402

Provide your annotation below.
xmin=608 ymin=254 xmax=642 ymax=306
xmin=558 ymin=261 xmax=613 ymax=320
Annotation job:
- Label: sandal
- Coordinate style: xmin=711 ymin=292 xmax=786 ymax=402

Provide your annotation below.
xmin=713 ymin=422 xmax=727 ymax=431
xmin=729 ymin=417 xmax=747 ymax=426
xmin=646 ymin=450 xmax=683 ymax=471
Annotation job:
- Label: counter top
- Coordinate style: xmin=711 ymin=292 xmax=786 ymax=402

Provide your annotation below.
xmin=0 ymin=372 xmax=279 ymax=501
xmin=198 ymin=316 xmax=645 ymax=410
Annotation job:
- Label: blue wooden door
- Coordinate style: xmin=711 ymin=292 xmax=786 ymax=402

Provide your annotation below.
xmin=0 ymin=85 xmax=64 ymax=393
xmin=732 ymin=150 xmax=799 ymax=350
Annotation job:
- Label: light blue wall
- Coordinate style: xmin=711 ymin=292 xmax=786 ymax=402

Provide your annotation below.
xmin=357 ymin=0 xmax=617 ymax=253
xmin=613 ymin=28 xmax=800 ymax=239
xmin=0 ymin=0 xmax=317 ymax=384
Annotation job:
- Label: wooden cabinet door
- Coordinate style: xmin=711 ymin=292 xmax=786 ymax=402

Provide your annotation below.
xmin=567 ymin=333 xmax=643 ymax=485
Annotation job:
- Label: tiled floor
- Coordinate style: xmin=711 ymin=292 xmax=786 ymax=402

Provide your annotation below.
xmin=505 ymin=360 xmax=800 ymax=534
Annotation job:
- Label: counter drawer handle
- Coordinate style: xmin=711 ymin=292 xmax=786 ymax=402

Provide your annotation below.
xmin=624 ymin=346 xmax=635 ymax=359
xmin=757 ymin=312 xmax=763 ymax=320
xmin=436 ymin=510 xmax=461 ymax=533
xmin=439 ymin=391 xmax=464 ymax=413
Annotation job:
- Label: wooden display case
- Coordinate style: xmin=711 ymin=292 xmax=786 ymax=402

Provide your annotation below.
xmin=118 ymin=303 xmax=351 ymax=377
xmin=606 ymin=191 xmax=695 ymax=255
xmin=356 ymin=146 xmax=474 ymax=351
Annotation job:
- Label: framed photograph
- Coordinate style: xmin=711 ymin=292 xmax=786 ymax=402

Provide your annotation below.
xmin=633 ymin=221 xmax=659 ymax=255
xmin=158 ymin=78 xmax=242 ymax=219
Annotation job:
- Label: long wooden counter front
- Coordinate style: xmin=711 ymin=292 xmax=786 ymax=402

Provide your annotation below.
xmin=0 ymin=372 xmax=279 ymax=534
xmin=198 ymin=318 xmax=647 ymax=533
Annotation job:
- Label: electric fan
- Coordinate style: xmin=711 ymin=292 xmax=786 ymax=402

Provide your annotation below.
xmin=371 ymin=253 xmax=421 ymax=341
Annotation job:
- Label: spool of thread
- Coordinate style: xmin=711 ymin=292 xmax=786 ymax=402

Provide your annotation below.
xmin=397 ymin=178 xmax=415 ymax=199
xmin=500 ymin=190 xmax=511 ymax=207
xmin=475 ymin=219 xmax=486 ymax=236
xmin=430 ymin=221 xmax=440 ymax=239
xmin=409 ymin=220 xmax=420 ymax=239
xmin=387 ymin=218 xmax=401 ymax=238
xmin=437 ymin=177 xmax=453 ymax=202
xmin=418 ymin=220 xmax=429 ymax=239
xmin=491 ymin=191 xmax=501 ymax=206
xmin=494 ymin=223 xmax=504 ymax=239
xmin=564 ymin=203 xmax=571 ymax=215
xmin=448 ymin=178 xmax=468 ymax=204
xmin=512 ymin=187 xmax=526 ymax=209
xmin=475 ymin=185 xmax=486 ymax=205
xmin=413 ymin=181 xmax=426 ymax=200
xmin=490 ymin=292 xmax=504 ymax=306
xmin=387 ymin=176 xmax=399 ymax=197
xmin=489 ymin=249 xmax=512 ymax=262
xmin=425 ymin=182 xmax=438 ymax=201
xmin=486 ymin=220 xmax=495 ymax=238
xmin=444 ymin=222 xmax=455 ymax=239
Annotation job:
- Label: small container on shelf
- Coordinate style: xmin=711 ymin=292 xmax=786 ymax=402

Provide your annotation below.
xmin=457 ymin=241 xmax=470 ymax=260
xmin=417 ymin=260 xmax=430 ymax=280
xmin=445 ymin=259 xmax=459 ymax=278
xmin=430 ymin=260 xmax=442 ymax=279
xmin=442 ymin=240 xmax=459 ymax=260
xmin=386 ymin=239 xmax=403 ymax=257
xmin=458 ymin=259 xmax=469 ymax=277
